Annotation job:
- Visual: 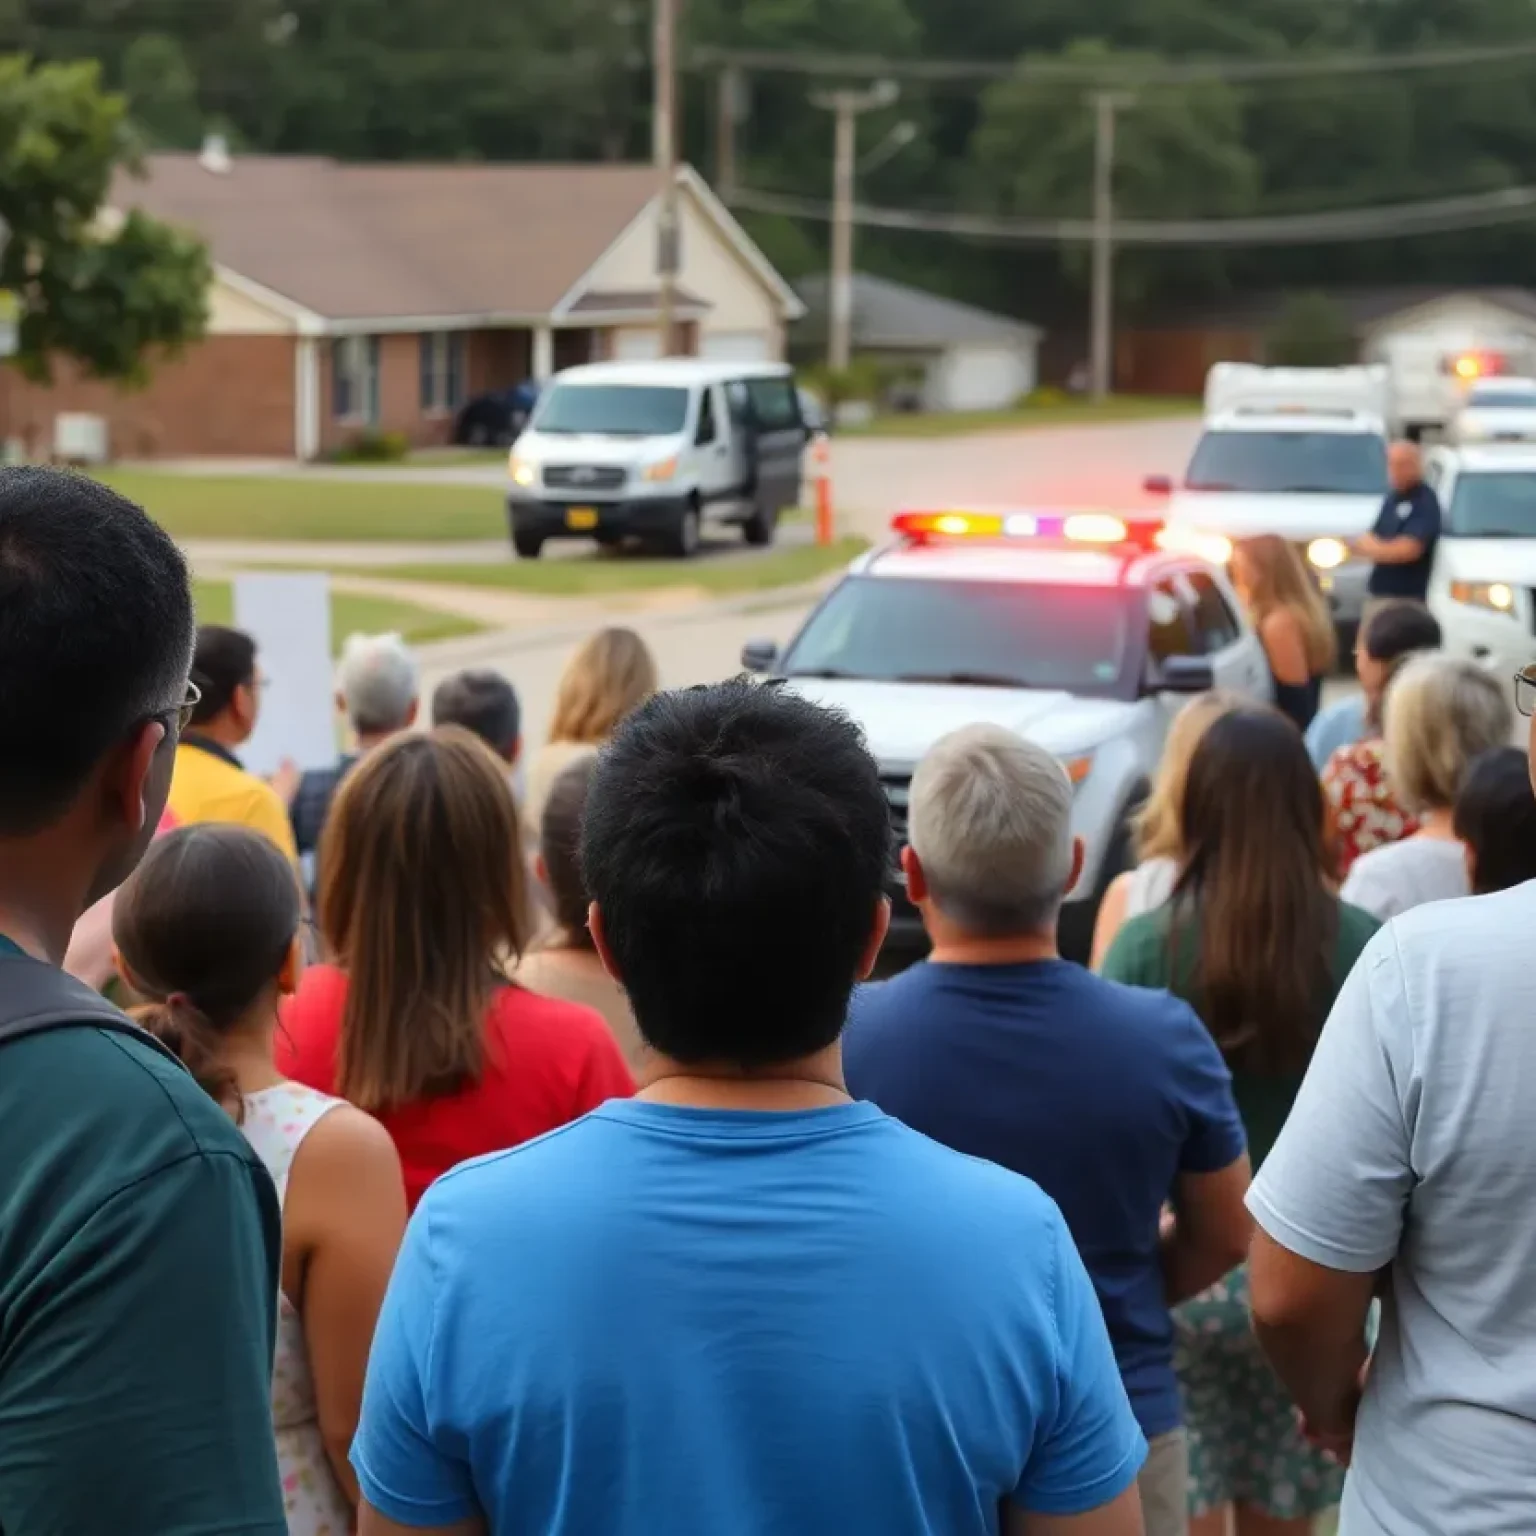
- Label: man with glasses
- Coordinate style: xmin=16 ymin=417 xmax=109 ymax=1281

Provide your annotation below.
xmin=1244 ymin=658 xmax=1536 ymax=1535
xmin=0 ymin=468 xmax=286 ymax=1534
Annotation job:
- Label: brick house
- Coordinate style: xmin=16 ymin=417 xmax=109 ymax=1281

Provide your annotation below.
xmin=3 ymin=146 xmax=804 ymax=460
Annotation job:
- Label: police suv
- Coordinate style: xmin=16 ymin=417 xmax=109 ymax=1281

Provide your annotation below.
xmin=1148 ymin=363 xmax=1391 ymax=644
xmin=739 ymin=509 xmax=1273 ymax=962
xmin=1424 ymin=442 xmax=1536 ymax=696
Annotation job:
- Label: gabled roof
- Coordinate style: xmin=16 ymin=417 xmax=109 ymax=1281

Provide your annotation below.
xmin=108 ymin=154 xmax=793 ymax=326
xmin=1158 ymin=286 xmax=1536 ymax=332
xmin=795 ymin=271 xmax=1041 ymax=349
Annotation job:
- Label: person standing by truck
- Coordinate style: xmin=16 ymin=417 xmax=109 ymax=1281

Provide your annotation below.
xmin=1355 ymin=441 xmax=1442 ymax=607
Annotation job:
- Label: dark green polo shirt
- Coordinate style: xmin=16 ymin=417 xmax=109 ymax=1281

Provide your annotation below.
xmin=0 ymin=938 xmax=286 ymax=1535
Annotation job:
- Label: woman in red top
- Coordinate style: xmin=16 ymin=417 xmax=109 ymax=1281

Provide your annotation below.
xmin=278 ymin=726 xmax=633 ymax=1208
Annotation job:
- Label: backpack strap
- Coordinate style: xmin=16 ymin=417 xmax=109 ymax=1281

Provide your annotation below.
xmin=0 ymin=953 xmax=187 ymax=1071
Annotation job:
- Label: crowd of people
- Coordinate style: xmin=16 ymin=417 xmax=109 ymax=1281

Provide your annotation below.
xmin=3 ymin=461 xmax=1536 ymax=1536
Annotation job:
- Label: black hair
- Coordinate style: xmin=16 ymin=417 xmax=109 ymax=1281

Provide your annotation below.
xmin=189 ymin=626 xmax=257 ymax=725
xmin=1363 ymin=601 xmax=1442 ymax=663
xmin=540 ymin=755 xmax=597 ymax=946
xmin=580 ymin=680 xmax=891 ymax=1068
xmin=113 ymin=824 xmax=303 ymax=1115
xmin=0 ymin=468 xmax=194 ymax=835
xmin=432 ymin=669 xmax=521 ymax=760
xmin=1454 ymin=747 xmax=1536 ymax=895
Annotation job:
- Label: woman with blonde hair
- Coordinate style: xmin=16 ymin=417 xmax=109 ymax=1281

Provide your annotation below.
xmin=1341 ymin=652 xmax=1513 ymax=921
xmin=525 ymin=626 xmax=659 ymax=840
xmin=278 ymin=727 xmax=633 ymax=1208
xmin=1090 ymin=691 xmax=1243 ymax=966
xmin=1231 ymin=534 xmax=1338 ymax=732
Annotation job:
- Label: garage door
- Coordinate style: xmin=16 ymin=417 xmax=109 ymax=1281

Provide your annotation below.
xmin=699 ymin=331 xmax=773 ymax=362
xmin=611 ymin=328 xmax=663 ymax=362
xmin=935 ymin=347 xmax=1035 ymax=413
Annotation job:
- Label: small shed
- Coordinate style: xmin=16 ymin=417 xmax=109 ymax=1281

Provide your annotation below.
xmin=795 ymin=272 xmax=1042 ymax=413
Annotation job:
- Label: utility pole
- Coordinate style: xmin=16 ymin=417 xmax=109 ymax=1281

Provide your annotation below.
xmin=716 ymin=64 xmax=741 ymax=202
xmin=813 ymin=81 xmax=897 ymax=373
xmin=653 ymin=0 xmax=680 ymax=354
xmin=1089 ymin=90 xmax=1132 ymax=401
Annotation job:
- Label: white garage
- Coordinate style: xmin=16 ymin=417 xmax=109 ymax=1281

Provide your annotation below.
xmin=794 ymin=271 xmax=1042 ymax=414
xmin=699 ymin=330 xmax=774 ymax=362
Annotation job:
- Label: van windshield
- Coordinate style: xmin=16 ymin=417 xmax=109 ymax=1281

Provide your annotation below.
xmin=534 ymin=384 xmax=690 ymax=437
xmin=1185 ymin=430 xmax=1388 ymax=495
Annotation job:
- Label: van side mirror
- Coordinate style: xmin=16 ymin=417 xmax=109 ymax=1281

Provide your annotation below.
xmin=1143 ymin=474 xmax=1174 ymax=497
xmin=740 ymin=639 xmax=778 ymax=674
xmin=1154 ymin=654 xmax=1215 ymax=694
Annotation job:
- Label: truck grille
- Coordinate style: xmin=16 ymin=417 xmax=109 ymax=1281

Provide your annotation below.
xmin=881 ymin=773 xmax=910 ymax=850
xmin=543 ymin=464 xmax=626 ymax=492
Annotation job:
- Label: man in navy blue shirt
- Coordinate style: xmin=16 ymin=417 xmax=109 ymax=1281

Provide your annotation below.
xmin=845 ymin=725 xmax=1250 ymax=1536
xmin=1356 ymin=440 xmax=1441 ymax=603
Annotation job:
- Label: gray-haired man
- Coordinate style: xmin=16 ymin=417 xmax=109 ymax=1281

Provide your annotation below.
xmin=290 ymin=632 xmax=420 ymax=875
xmin=844 ymin=724 xmax=1251 ymax=1536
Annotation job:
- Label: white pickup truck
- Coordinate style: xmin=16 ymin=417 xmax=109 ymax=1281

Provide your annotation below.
xmin=1146 ymin=363 xmax=1390 ymax=643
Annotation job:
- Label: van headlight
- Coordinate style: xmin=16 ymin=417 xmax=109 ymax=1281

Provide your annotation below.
xmin=1307 ymin=537 xmax=1349 ymax=571
xmin=510 ymin=456 xmax=536 ymax=488
xmin=1450 ymin=580 xmax=1517 ymax=614
xmin=642 ymin=457 xmax=678 ymax=483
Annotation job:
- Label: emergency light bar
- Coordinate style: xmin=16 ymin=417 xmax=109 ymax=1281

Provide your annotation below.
xmin=892 ymin=509 xmax=1153 ymax=546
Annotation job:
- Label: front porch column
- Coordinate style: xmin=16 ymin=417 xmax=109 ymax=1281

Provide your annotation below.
xmin=532 ymin=324 xmax=554 ymax=381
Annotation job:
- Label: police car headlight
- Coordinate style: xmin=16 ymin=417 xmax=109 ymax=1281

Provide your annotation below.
xmin=1307 ymin=537 xmax=1349 ymax=571
xmin=1450 ymin=580 xmax=1517 ymax=614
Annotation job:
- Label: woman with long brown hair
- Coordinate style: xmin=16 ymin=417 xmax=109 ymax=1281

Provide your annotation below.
xmin=524 ymin=626 xmax=658 ymax=841
xmin=1099 ymin=706 xmax=1378 ymax=1536
xmin=278 ymin=727 xmax=634 ymax=1208
xmin=115 ymin=824 xmax=407 ymax=1535
xmin=1231 ymin=535 xmax=1337 ymax=733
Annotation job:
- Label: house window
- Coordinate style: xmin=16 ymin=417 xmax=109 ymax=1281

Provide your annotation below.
xmin=332 ymin=336 xmax=380 ymax=424
xmin=420 ymin=332 xmax=465 ymax=414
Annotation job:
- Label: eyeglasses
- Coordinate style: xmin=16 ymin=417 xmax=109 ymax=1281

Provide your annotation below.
xmin=161 ymin=680 xmax=202 ymax=737
xmin=1515 ymin=667 xmax=1536 ymax=718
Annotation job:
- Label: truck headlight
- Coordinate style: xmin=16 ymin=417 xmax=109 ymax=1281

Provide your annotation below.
xmin=510 ymin=456 xmax=536 ymax=488
xmin=642 ymin=457 xmax=678 ymax=483
xmin=1450 ymin=580 xmax=1517 ymax=614
xmin=1307 ymin=537 xmax=1349 ymax=571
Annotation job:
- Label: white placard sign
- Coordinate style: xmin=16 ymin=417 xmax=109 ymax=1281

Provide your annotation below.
xmin=232 ymin=572 xmax=337 ymax=776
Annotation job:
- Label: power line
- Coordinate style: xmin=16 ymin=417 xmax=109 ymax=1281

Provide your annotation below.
xmin=730 ymin=182 xmax=1536 ymax=246
xmin=688 ymin=37 xmax=1536 ymax=86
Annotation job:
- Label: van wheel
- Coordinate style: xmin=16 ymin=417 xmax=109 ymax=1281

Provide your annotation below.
xmin=742 ymin=500 xmax=777 ymax=547
xmin=664 ymin=501 xmax=701 ymax=560
xmin=513 ymin=531 xmax=544 ymax=559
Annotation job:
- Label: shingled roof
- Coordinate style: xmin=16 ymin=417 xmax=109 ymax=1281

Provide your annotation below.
xmin=109 ymin=154 xmax=664 ymax=322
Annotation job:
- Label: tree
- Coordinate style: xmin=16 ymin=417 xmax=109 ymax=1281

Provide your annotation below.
xmin=120 ymin=34 xmax=204 ymax=150
xmin=1265 ymin=293 xmax=1356 ymax=366
xmin=969 ymin=42 xmax=1260 ymax=311
xmin=0 ymin=56 xmax=209 ymax=383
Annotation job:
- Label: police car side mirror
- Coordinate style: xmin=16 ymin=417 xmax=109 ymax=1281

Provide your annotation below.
xmin=1155 ymin=655 xmax=1216 ymax=694
xmin=741 ymin=639 xmax=778 ymax=674
xmin=1143 ymin=474 xmax=1173 ymax=497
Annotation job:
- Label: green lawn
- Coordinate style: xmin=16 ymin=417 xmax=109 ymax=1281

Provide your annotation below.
xmin=96 ymin=469 xmax=506 ymax=543
xmin=333 ymin=536 xmax=869 ymax=597
xmin=839 ymin=396 xmax=1200 ymax=439
xmin=193 ymin=580 xmax=484 ymax=652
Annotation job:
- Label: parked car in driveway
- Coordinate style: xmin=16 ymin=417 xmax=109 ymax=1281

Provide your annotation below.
xmin=454 ymin=381 xmax=539 ymax=446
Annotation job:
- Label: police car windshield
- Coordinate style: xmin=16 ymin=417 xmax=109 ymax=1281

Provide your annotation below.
xmin=1185 ymin=430 xmax=1387 ymax=495
xmin=1469 ymin=388 xmax=1536 ymax=410
xmin=533 ymin=384 xmax=690 ymax=436
xmin=781 ymin=577 xmax=1132 ymax=697
xmin=1447 ymin=471 xmax=1536 ymax=537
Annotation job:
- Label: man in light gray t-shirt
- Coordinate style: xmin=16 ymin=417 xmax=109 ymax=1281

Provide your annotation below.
xmin=1247 ymin=884 xmax=1536 ymax=1535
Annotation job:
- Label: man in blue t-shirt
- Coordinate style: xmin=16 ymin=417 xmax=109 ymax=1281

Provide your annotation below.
xmin=353 ymin=682 xmax=1147 ymax=1536
xmin=1356 ymin=440 xmax=1442 ymax=603
xmin=845 ymin=726 xmax=1250 ymax=1536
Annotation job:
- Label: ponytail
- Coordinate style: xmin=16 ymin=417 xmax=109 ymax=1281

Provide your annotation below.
xmin=132 ymin=996 xmax=244 ymax=1120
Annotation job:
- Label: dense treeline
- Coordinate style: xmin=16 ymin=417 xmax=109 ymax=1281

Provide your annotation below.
xmin=11 ymin=0 xmax=1536 ymax=326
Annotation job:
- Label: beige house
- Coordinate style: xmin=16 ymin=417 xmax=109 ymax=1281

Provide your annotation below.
xmin=4 ymin=146 xmax=803 ymax=460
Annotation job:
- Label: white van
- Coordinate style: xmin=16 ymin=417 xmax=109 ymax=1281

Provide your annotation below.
xmin=506 ymin=359 xmax=810 ymax=559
